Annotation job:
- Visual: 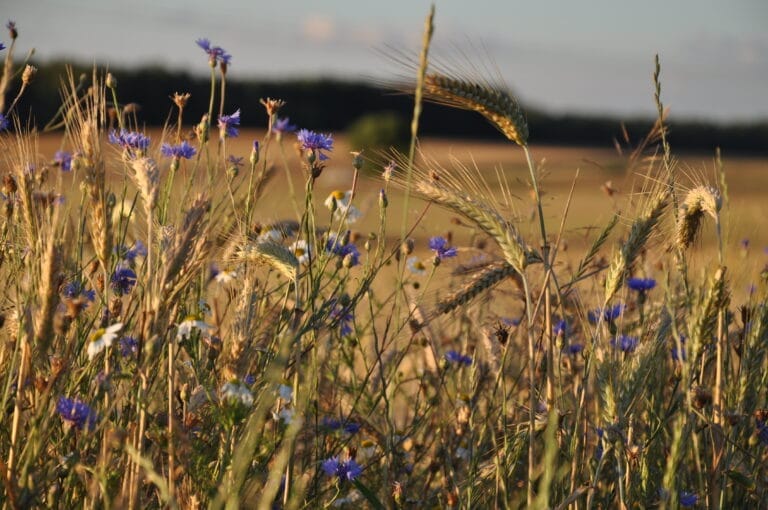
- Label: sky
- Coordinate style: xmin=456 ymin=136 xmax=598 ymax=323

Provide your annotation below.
xmin=4 ymin=0 xmax=768 ymax=122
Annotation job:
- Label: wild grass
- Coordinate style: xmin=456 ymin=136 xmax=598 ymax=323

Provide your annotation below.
xmin=1 ymin=12 xmax=768 ymax=510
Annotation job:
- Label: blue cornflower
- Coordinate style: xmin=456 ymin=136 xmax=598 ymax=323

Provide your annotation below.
xmin=111 ymin=265 xmax=137 ymax=295
xmin=611 ymin=334 xmax=638 ymax=353
xmin=243 ymin=374 xmax=256 ymax=385
xmin=553 ymin=319 xmax=568 ymax=336
xmin=196 ymin=38 xmax=231 ymax=66
xmin=429 ymin=236 xmax=458 ymax=259
xmin=445 ymin=350 xmax=473 ymax=366
xmin=0 ymin=112 xmax=8 ymax=131
xmin=53 ymin=150 xmax=73 ymax=171
xmin=326 ymin=234 xmax=360 ymax=267
xmin=680 ymin=491 xmax=698 ymax=507
xmin=62 ymin=281 xmax=96 ymax=302
xmin=627 ymin=277 xmax=656 ymax=292
xmin=321 ymin=457 xmax=363 ymax=482
xmin=108 ymin=129 xmax=150 ymax=152
xmin=595 ymin=427 xmax=605 ymax=460
xmin=297 ymin=129 xmax=333 ymax=161
xmin=329 ymin=300 xmax=354 ymax=337
xmin=565 ymin=343 xmax=584 ymax=355
xmin=56 ymin=396 xmax=97 ymax=430
xmin=588 ymin=304 xmax=624 ymax=324
xmin=344 ymin=422 xmax=361 ymax=434
xmin=119 ymin=336 xmax=139 ymax=357
xmin=671 ymin=336 xmax=687 ymax=362
xmin=116 ymin=241 xmax=147 ymax=263
xmin=227 ymin=155 xmax=244 ymax=168
xmin=0 ymin=43 xmax=5 ymax=52
xmin=322 ymin=417 xmax=342 ymax=430
xmin=272 ymin=117 xmax=297 ymax=135
xmin=218 ymin=109 xmax=240 ymax=139
xmin=757 ymin=420 xmax=768 ymax=445
xmin=160 ymin=141 xmax=196 ymax=160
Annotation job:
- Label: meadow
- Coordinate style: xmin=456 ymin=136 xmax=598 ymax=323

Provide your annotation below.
xmin=2 ymin=10 xmax=768 ymax=510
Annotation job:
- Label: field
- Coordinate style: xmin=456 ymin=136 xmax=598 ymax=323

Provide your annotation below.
xmin=3 ymin=14 xmax=768 ymax=510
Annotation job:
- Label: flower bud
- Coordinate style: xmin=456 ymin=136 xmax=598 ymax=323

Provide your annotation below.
xmin=22 ymin=65 xmax=37 ymax=86
xmin=351 ymin=151 xmax=363 ymax=171
xmin=105 ymin=72 xmax=117 ymax=89
xmin=378 ymin=189 xmax=388 ymax=209
xmin=250 ymin=140 xmax=260 ymax=165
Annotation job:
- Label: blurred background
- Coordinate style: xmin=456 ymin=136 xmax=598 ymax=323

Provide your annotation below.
xmin=3 ymin=0 xmax=768 ymax=150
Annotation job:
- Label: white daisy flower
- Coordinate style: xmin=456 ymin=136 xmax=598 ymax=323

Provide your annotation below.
xmin=272 ymin=407 xmax=294 ymax=424
xmin=87 ymin=323 xmax=123 ymax=360
xmin=290 ymin=240 xmax=311 ymax=265
xmin=176 ymin=317 xmax=212 ymax=340
xmin=407 ymin=256 xmax=427 ymax=275
xmin=220 ymin=382 xmax=254 ymax=407
xmin=325 ymin=190 xmax=362 ymax=224
xmin=257 ymin=228 xmax=282 ymax=243
xmin=277 ymin=384 xmax=293 ymax=403
xmin=214 ymin=268 xmax=237 ymax=284
xmin=324 ymin=190 xmax=350 ymax=210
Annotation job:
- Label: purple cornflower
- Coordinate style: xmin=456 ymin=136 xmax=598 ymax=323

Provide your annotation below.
xmin=272 ymin=117 xmax=296 ymax=135
xmin=595 ymin=427 xmax=605 ymax=460
xmin=757 ymin=420 xmax=768 ymax=445
xmin=109 ymin=129 xmax=150 ymax=153
xmin=218 ymin=109 xmax=240 ymax=139
xmin=53 ymin=150 xmax=73 ymax=171
xmin=116 ymin=240 xmax=147 ymax=263
xmin=326 ymin=234 xmax=360 ymax=267
xmin=195 ymin=38 xmax=231 ymax=66
xmin=588 ymin=304 xmax=624 ymax=324
xmin=160 ymin=141 xmax=196 ymax=160
xmin=445 ymin=350 xmax=473 ymax=366
xmin=565 ymin=343 xmax=584 ymax=355
xmin=680 ymin=491 xmax=698 ymax=507
xmin=62 ymin=281 xmax=96 ymax=302
xmin=429 ymin=236 xmax=457 ymax=259
xmin=56 ymin=396 xmax=97 ymax=430
xmin=111 ymin=265 xmax=137 ymax=295
xmin=0 ymin=113 xmax=8 ymax=131
xmin=671 ymin=336 xmax=687 ymax=362
xmin=297 ymin=129 xmax=333 ymax=161
xmin=227 ymin=155 xmax=244 ymax=168
xmin=119 ymin=336 xmax=139 ymax=357
xmin=627 ymin=277 xmax=656 ymax=292
xmin=611 ymin=334 xmax=638 ymax=353
xmin=329 ymin=300 xmax=354 ymax=337
xmin=321 ymin=457 xmax=363 ymax=482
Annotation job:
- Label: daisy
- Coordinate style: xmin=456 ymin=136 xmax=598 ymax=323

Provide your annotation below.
xmin=87 ymin=323 xmax=123 ymax=360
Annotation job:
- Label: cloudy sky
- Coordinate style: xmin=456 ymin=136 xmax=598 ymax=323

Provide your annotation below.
xmin=5 ymin=0 xmax=768 ymax=122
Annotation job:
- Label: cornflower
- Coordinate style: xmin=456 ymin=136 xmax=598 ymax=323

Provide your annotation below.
xmin=111 ymin=265 xmax=137 ymax=295
xmin=218 ymin=109 xmax=240 ymax=139
xmin=108 ymin=129 xmax=150 ymax=155
xmin=272 ymin=117 xmax=296 ymax=137
xmin=326 ymin=233 xmax=360 ymax=267
xmin=445 ymin=350 xmax=472 ymax=366
xmin=56 ymin=396 xmax=97 ymax=430
xmin=321 ymin=457 xmax=363 ymax=482
xmin=429 ymin=236 xmax=457 ymax=260
xmin=680 ymin=491 xmax=698 ymax=508
xmin=0 ymin=113 xmax=8 ymax=131
xmin=297 ymin=129 xmax=333 ymax=161
xmin=627 ymin=277 xmax=656 ymax=292
xmin=195 ymin=38 xmax=231 ymax=66
xmin=611 ymin=334 xmax=638 ymax=353
xmin=329 ymin=300 xmax=354 ymax=337
xmin=62 ymin=281 xmax=96 ymax=301
xmin=53 ymin=151 xmax=73 ymax=171
xmin=119 ymin=336 xmax=139 ymax=357
xmin=588 ymin=303 xmax=624 ymax=324
xmin=160 ymin=141 xmax=196 ymax=160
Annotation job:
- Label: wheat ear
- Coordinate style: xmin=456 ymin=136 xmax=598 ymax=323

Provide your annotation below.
xmin=675 ymin=186 xmax=721 ymax=250
xmin=423 ymin=74 xmax=528 ymax=146
xmin=437 ymin=261 xmax=522 ymax=315
xmin=416 ymin=179 xmax=530 ymax=272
